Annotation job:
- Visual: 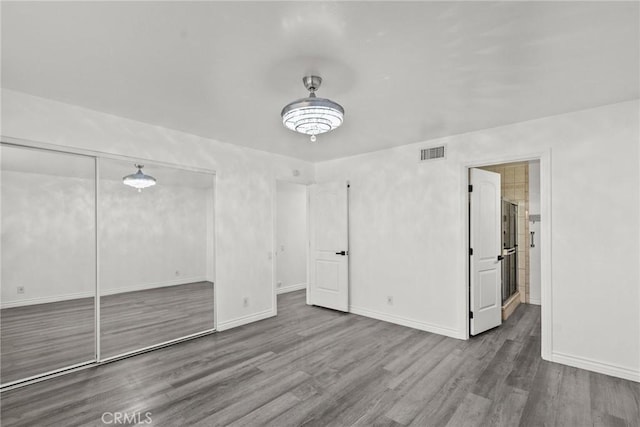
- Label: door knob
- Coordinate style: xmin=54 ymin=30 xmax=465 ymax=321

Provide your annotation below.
xmin=335 ymin=251 xmax=347 ymax=256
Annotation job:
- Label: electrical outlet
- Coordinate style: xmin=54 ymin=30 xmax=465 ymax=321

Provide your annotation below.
xmin=175 ymin=270 xmax=180 ymax=276
xmin=386 ymin=296 xmax=393 ymax=305
xmin=277 ymin=281 xmax=282 ymax=288
xmin=17 ymin=286 xmax=25 ymax=294
xmin=243 ymin=297 xmax=249 ymax=307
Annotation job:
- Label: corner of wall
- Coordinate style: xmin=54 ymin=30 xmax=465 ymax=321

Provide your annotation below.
xmin=216 ymin=308 xmax=276 ymax=332
xmin=349 ymin=305 xmax=466 ymax=340
xmin=551 ymin=351 xmax=640 ymax=383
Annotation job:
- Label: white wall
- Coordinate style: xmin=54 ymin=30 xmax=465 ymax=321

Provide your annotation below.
xmin=1 ymin=89 xmax=315 ymax=329
xmin=1 ymin=170 xmax=96 ymax=307
xmin=276 ymin=181 xmax=307 ymax=294
xmin=3 ymin=89 xmax=638 ymax=382
xmin=1 ymin=166 xmax=213 ymax=307
xmin=316 ymin=100 xmax=640 ymax=381
xmin=528 ymin=160 xmax=541 ymax=305
xmin=99 ymin=179 xmax=209 ymax=295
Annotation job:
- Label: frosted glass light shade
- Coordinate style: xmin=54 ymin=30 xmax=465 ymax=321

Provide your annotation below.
xmin=123 ymin=165 xmax=156 ymax=191
xmin=281 ymin=76 xmax=344 ymax=142
xmin=281 ymin=99 xmax=344 ymax=136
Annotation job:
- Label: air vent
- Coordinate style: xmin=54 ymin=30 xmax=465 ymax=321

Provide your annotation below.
xmin=420 ymin=145 xmax=446 ymax=161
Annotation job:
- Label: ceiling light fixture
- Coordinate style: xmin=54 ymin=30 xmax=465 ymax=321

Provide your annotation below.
xmin=281 ymin=76 xmax=344 ymax=142
xmin=123 ymin=164 xmax=156 ymax=192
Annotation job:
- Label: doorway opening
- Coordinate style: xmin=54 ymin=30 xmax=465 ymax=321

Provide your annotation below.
xmin=468 ymin=160 xmax=542 ymax=336
xmin=274 ymin=181 xmax=309 ymax=311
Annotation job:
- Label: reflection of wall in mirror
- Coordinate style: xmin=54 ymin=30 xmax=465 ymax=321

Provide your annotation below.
xmin=1 ymin=171 xmax=95 ymax=307
xmin=1 ymin=170 xmax=214 ymax=308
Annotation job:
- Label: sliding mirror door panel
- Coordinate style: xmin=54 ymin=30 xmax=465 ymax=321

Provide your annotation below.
xmin=98 ymin=159 xmax=214 ymax=359
xmin=1 ymin=145 xmax=96 ymax=385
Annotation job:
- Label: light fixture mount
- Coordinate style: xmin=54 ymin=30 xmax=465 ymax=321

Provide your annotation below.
xmin=281 ymin=75 xmax=344 ymax=143
xmin=302 ymin=75 xmax=322 ymax=93
xmin=122 ymin=164 xmax=157 ymax=192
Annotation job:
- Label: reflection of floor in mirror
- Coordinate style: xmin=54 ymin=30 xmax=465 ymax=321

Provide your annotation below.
xmin=100 ymin=281 xmax=215 ymax=358
xmin=0 ymin=297 xmax=94 ymax=384
xmin=0 ymin=281 xmax=215 ymax=385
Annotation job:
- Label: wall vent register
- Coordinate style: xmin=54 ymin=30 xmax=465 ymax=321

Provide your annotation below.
xmin=420 ymin=145 xmax=446 ymax=161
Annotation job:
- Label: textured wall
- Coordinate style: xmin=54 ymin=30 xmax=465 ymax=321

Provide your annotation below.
xmin=1 ymin=170 xmax=96 ymax=306
xmin=99 ymin=179 xmax=209 ymax=294
xmin=1 ymin=89 xmax=315 ymax=328
xmin=3 ymin=88 xmax=638 ymax=381
xmin=1 ymin=168 xmax=212 ymax=306
xmin=316 ymin=100 xmax=640 ymax=380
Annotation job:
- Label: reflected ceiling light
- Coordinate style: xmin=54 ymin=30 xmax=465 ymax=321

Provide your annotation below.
xmin=123 ymin=164 xmax=156 ymax=192
xmin=281 ymin=76 xmax=344 ymax=143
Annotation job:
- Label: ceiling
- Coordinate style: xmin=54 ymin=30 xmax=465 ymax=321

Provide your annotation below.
xmin=2 ymin=1 xmax=638 ymax=162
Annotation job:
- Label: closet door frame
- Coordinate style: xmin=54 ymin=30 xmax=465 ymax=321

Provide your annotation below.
xmin=0 ymin=136 xmax=218 ymax=390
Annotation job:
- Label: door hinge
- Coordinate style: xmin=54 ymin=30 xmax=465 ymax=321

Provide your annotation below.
xmin=468 ymin=184 xmax=473 ymax=192
xmin=469 ymin=311 xmax=474 ymax=319
xmin=469 ymin=248 xmax=473 ymax=256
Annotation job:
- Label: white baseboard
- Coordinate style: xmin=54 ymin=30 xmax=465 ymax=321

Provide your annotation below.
xmin=349 ymin=305 xmax=465 ymax=340
xmin=101 ymin=276 xmax=208 ymax=296
xmin=528 ymin=298 xmax=541 ymax=305
xmin=1 ymin=291 xmax=94 ymax=309
xmin=1 ymin=277 xmax=209 ymax=309
xmin=217 ymin=308 xmax=275 ymax=332
xmin=276 ymin=282 xmax=306 ymax=295
xmin=552 ymin=351 xmax=640 ymax=383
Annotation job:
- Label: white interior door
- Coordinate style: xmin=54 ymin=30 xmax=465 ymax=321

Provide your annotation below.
xmin=470 ymin=168 xmax=502 ymax=335
xmin=308 ymin=181 xmax=349 ymax=312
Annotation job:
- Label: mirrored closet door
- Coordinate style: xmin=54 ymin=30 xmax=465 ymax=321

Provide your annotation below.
xmin=1 ymin=144 xmax=97 ymax=385
xmin=1 ymin=144 xmax=215 ymax=386
xmin=98 ymin=159 xmax=215 ymax=359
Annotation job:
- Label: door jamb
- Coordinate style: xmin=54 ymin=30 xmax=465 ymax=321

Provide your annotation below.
xmin=462 ymin=150 xmax=552 ymax=361
xmin=272 ymin=177 xmax=312 ymax=316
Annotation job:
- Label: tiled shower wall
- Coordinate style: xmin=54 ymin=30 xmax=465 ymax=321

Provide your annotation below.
xmin=480 ymin=162 xmax=530 ymax=303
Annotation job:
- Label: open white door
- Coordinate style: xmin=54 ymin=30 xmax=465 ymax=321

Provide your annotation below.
xmin=470 ymin=168 xmax=502 ymax=335
xmin=308 ymin=181 xmax=349 ymax=312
